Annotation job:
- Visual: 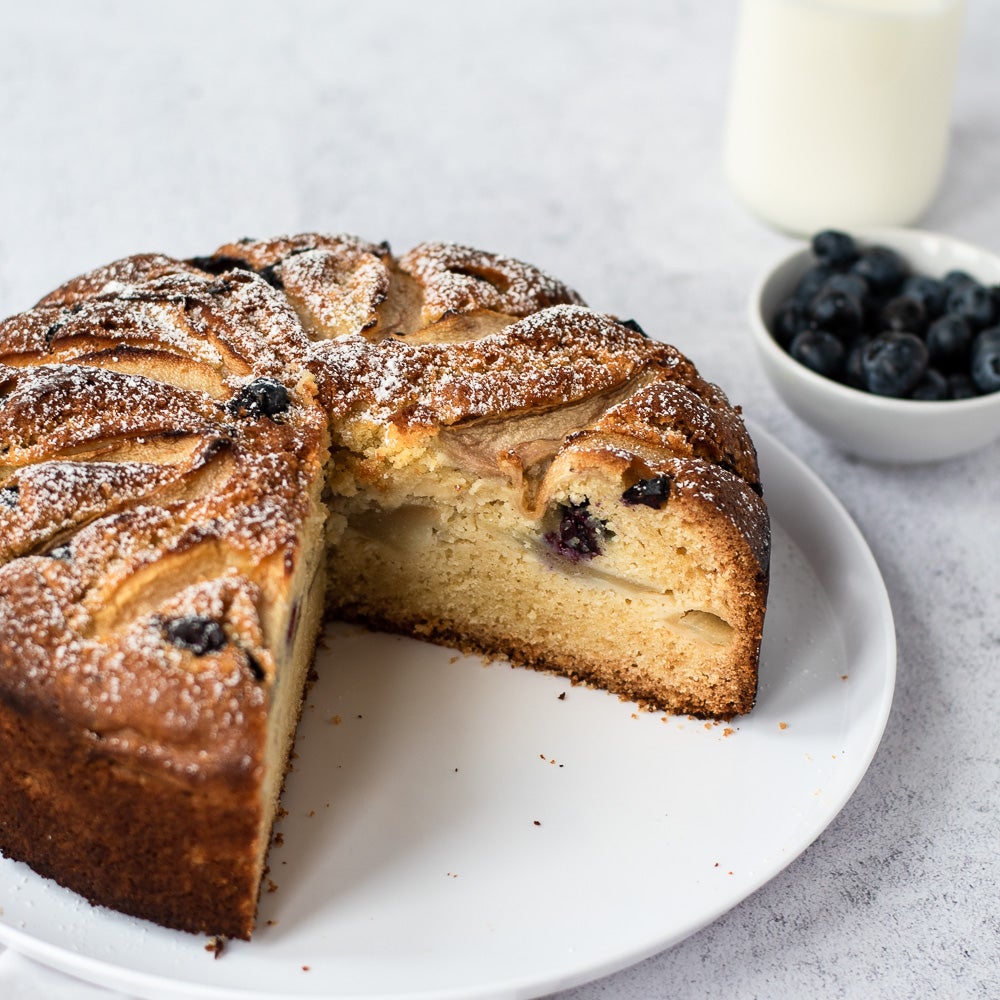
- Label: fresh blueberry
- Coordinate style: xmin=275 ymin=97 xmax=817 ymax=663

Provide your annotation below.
xmin=910 ymin=368 xmax=949 ymax=400
xmin=163 ymin=615 xmax=227 ymax=655
xmin=228 ymin=377 xmax=291 ymax=419
xmin=880 ymin=295 xmax=926 ymax=335
xmin=811 ymin=230 xmax=859 ymax=268
xmin=793 ymin=264 xmax=837 ymax=305
xmin=823 ymin=271 xmax=869 ymax=302
xmin=790 ymin=329 xmax=845 ymax=379
xmin=971 ymin=326 xmax=1000 ymax=393
xmin=902 ymin=274 xmax=947 ymax=318
xmin=621 ymin=474 xmax=673 ymax=509
xmin=771 ymin=230 xmax=1000 ymax=405
xmin=861 ymin=293 xmax=890 ymax=331
xmin=771 ymin=298 xmax=810 ymax=349
xmin=810 ymin=289 xmax=865 ymax=339
xmin=843 ymin=337 xmax=871 ymax=389
xmin=860 ymin=332 xmax=928 ymax=396
xmin=947 ymin=373 xmax=978 ymax=399
xmin=851 ymin=246 xmax=907 ymax=295
xmin=925 ymin=314 xmax=972 ymax=372
xmin=0 ymin=484 xmax=18 ymax=508
xmin=946 ymin=281 xmax=996 ymax=330
xmin=942 ymin=269 xmax=977 ymax=296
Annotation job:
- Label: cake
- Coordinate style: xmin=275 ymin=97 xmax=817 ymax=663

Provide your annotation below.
xmin=0 ymin=234 xmax=769 ymax=940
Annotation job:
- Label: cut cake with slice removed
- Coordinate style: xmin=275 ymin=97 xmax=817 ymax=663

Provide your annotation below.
xmin=0 ymin=233 xmax=769 ymax=939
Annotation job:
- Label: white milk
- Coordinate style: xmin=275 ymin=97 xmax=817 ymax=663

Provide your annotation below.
xmin=724 ymin=0 xmax=965 ymax=235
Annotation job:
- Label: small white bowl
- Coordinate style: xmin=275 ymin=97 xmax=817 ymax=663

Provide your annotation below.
xmin=749 ymin=227 xmax=1000 ymax=463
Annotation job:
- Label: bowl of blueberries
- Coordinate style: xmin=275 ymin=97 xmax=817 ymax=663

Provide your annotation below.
xmin=750 ymin=227 xmax=1000 ymax=463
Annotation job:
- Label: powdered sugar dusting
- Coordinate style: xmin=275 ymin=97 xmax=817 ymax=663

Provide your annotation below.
xmin=591 ymin=380 xmax=760 ymax=485
xmin=0 ymin=244 xmax=330 ymax=778
xmin=319 ymin=305 xmax=668 ymax=427
xmin=0 ymin=363 xmax=220 ymax=460
xmin=400 ymin=242 xmax=584 ymax=326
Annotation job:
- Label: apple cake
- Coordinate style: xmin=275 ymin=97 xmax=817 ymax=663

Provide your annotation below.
xmin=0 ymin=233 xmax=769 ymax=939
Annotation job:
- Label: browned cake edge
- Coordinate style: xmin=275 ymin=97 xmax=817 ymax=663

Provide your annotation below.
xmin=0 ymin=694 xmax=263 ymax=939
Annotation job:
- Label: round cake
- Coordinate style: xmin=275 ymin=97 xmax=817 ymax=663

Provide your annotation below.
xmin=0 ymin=234 xmax=769 ymax=939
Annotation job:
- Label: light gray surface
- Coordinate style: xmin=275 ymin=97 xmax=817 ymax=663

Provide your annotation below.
xmin=0 ymin=2 xmax=997 ymax=998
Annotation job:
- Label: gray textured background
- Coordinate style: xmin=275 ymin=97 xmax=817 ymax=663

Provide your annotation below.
xmin=0 ymin=2 xmax=997 ymax=997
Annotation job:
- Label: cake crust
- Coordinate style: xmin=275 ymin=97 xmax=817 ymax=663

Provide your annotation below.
xmin=0 ymin=692 xmax=264 ymax=939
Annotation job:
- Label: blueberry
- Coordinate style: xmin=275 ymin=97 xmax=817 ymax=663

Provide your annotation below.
xmin=810 ymin=289 xmax=864 ymax=338
xmin=620 ymin=318 xmax=649 ymax=339
xmin=771 ymin=298 xmax=810 ymax=349
xmin=811 ymin=230 xmax=859 ymax=268
xmin=970 ymin=326 xmax=1000 ymax=393
xmin=862 ymin=293 xmax=891 ymax=331
xmin=163 ymin=615 xmax=227 ymax=655
xmin=880 ymin=295 xmax=926 ymax=335
xmin=902 ymin=274 xmax=947 ymax=318
xmin=925 ymin=314 xmax=972 ymax=372
xmin=793 ymin=264 xmax=836 ymax=305
xmin=621 ymin=474 xmax=672 ymax=509
xmin=188 ymin=254 xmax=255 ymax=277
xmin=942 ymin=269 xmax=977 ymax=295
xmin=823 ymin=271 xmax=869 ymax=302
xmin=787 ymin=230 xmax=1000 ymax=404
xmin=947 ymin=373 xmax=978 ymax=399
xmin=0 ymin=484 xmax=18 ymax=508
xmin=860 ymin=332 xmax=928 ymax=396
xmin=851 ymin=246 xmax=907 ymax=295
xmin=910 ymin=368 xmax=949 ymax=401
xmin=189 ymin=254 xmax=284 ymax=289
xmin=544 ymin=501 xmax=612 ymax=562
xmin=843 ymin=337 xmax=871 ymax=389
xmin=946 ymin=282 xmax=996 ymax=330
xmin=257 ymin=263 xmax=284 ymax=290
xmin=228 ymin=377 xmax=291 ymax=419
xmin=790 ymin=329 xmax=845 ymax=379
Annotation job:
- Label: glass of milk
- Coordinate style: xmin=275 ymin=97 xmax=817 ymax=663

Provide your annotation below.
xmin=724 ymin=0 xmax=966 ymax=235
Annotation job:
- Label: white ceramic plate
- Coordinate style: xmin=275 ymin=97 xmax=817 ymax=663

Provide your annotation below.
xmin=0 ymin=424 xmax=895 ymax=1000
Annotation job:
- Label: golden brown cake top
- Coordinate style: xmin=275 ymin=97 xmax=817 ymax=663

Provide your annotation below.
xmin=191 ymin=234 xmax=584 ymax=342
xmin=314 ymin=305 xmax=673 ymax=425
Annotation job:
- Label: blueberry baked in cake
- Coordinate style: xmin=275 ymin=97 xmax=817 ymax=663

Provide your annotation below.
xmin=0 ymin=234 xmax=769 ymax=939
